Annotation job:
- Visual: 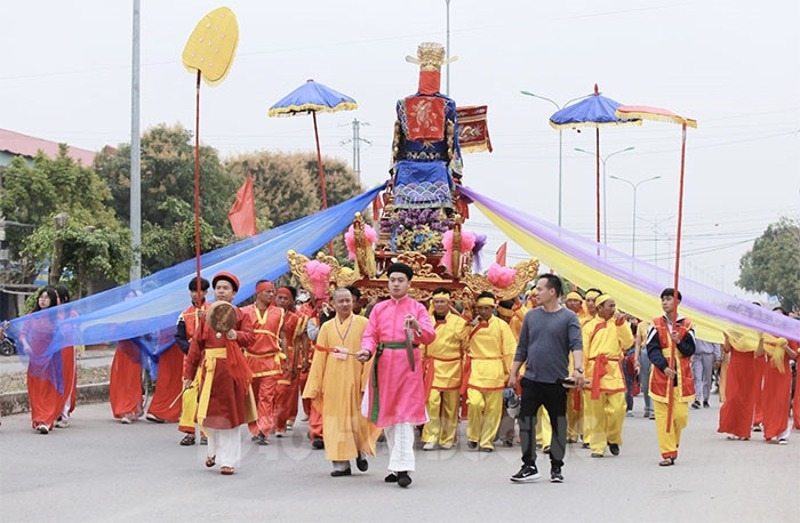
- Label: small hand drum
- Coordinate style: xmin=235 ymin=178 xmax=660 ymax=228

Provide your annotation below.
xmin=207 ymin=301 xmax=237 ymax=333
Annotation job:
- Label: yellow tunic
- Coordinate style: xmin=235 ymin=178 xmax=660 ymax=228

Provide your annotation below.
xmin=302 ymin=314 xmax=379 ymax=461
xmin=582 ymin=317 xmax=634 ymax=394
xmin=467 ymin=317 xmax=516 ymax=390
xmin=422 ymin=312 xmax=468 ymax=390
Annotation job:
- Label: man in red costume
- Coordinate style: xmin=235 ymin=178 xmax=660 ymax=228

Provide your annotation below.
xmin=274 ymin=286 xmax=303 ymax=437
xmin=183 ymin=272 xmax=254 ymax=476
xmin=241 ymin=280 xmax=287 ymax=445
xmin=175 ymin=277 xmax=210 ymax=446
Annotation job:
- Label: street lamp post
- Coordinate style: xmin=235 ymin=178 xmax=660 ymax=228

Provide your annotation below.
xmin=520 ymin=90 xmax=593 ymax=227
xmin=575 ymin=146 xmax=635 ymax=243
xmin=609 ymin=174 xmax=662 ymax=258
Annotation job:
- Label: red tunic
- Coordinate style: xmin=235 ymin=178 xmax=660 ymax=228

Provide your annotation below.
xmin=146 ymin=343 xmax=184 ymax=421
xmin=183 ymin=307 xmax=254 ymax=429
xmin=109 ymin=340 xmax=143 ymax=419
xmin=718 ymin=349 xmax=757 ymax=438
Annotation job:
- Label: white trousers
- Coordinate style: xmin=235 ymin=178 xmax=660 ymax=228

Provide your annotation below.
xmin=207 ymin=426 xmax=243 ymax=468
xmin=384 ymin=423 xmax=415 ymax=472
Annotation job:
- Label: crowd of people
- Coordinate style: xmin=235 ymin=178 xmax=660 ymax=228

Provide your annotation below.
xmin=2 ymin=266 xmax=798 ymax=486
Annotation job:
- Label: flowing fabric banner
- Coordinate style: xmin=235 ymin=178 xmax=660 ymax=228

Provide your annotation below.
xmin=461 ymin=186 xmax=800 ymax=345
xmin=8 ymin=184 xmax=385 ymax=358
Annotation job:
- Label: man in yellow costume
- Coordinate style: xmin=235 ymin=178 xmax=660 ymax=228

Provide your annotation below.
xmin=563 ymin=291 xmax=585 ymax=443
xmin=421 ymin=288 xmax=468 ymax=451
xmin=579 ymin=288 xmax=602 ymax=449
xmin=463 ymin=291 xmax=516 ymax=452
xmin=582 ymin=294 xmax=634 ymax=457
xmin=646 ymin=288 xmax=696 ymax=466
xmin=303 ymin=288 xmax=379 ymax=476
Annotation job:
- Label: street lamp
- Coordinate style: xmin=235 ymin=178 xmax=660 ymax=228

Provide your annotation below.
xmin=575 ymin=146 xmax=635 ymax=243
xmin=520 ymin=90 xmax=593 ymax=227
xmin=609 ymin=174 xmax=661 ymax=258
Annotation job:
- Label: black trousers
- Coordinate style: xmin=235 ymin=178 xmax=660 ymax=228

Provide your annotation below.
xmin=519 ymin=378 xmax=568 ymax=468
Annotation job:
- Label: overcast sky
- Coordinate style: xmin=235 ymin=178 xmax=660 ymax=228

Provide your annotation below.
xmin=2 ymin=0 xmax=798 ymax=297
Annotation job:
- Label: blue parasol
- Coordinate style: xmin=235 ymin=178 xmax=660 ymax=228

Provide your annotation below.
xmin=269 ymin=80 xmax=358 ymax=254
xmin=548 ymin=84 xmax=640 ymax=243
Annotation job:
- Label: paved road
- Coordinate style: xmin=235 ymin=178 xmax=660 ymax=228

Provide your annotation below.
xmin=1 ymin=399 xmax=796 ymax=523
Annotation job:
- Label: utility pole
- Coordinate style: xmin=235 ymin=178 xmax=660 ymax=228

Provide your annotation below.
xmin=341 ymin=119 xmax=371 ymax=185
xmin=129 ymin=0 xmax=142 ymax=282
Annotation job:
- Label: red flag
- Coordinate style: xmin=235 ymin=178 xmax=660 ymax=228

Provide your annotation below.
xmin=228 ymin=174 xmax=257 ymax=237
xmin=495 ymin=242 xmax=507 ymax=266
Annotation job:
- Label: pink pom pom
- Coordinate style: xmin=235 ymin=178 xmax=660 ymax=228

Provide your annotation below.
xmin=304 ymin=260 xmax=332 ymax=300
xmin=344 ymin=224 xmax=378 ymax=261
xmin=344 ymin=226 xmax=357 ymax=260
xmin=487 ymin=263 xmax=516 ymax=289
xmin=442 ymin=230 xmax=453 ymax=250
xmin=460 ymin=230 xmax=476 ymax=251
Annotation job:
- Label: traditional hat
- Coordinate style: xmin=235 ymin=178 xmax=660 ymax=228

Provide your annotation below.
xmin=386 ymin=262 xmax=414 ymax=280
xmin=213 ymin=272 xmax=240 ymax=292
xmin=405 ymin=42 xmax=458 ymax=71
xmin=565 ymin=291 xmax=583 ymax=301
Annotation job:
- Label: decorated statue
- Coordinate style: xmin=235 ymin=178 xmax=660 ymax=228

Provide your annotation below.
xmin=391 ymin=42 xmax=462 ymax=210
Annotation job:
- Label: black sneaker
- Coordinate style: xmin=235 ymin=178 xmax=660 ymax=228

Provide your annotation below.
xmin=550 ymin=466 xmax=564 ymax=483
xmin=467 ymin=440 xmax=478 ymax=450
xmin=510 ymin=464 xmax=541 ymax=483
xmin=703 ymin=401 xmax=710 ymax=408
xmin=691 ymin=401 xmax=701 ymax=410
xmin=384 ymin=473 xmax=399 ymax=483
xmin=608 ymin=443 xmax=620 ymax=456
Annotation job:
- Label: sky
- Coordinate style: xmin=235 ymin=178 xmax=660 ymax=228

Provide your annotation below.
xmin=1 ymin=0 xmax=798 ymax=298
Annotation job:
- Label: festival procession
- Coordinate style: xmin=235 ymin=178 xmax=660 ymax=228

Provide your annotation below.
xmin=0 ymin=2 xmax=798 ymax=521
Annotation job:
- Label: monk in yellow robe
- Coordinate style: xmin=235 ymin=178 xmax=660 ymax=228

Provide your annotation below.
xmin=563 ymin=291 xmax=585 ymax=442
xmin=582 ymin=294 xmax=634 ymax=457
xmin=303 ymin=288 xmax=379 ymax=476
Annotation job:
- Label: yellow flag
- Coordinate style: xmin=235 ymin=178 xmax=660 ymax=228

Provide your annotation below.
xmin=182 ymin=6 xmax=239 ymax=86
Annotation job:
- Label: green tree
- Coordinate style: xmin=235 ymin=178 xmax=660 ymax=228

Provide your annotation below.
xmin=224 ymin=151 xmax=362 ymax=226
xmin=225 ymin=151 xmax=363 ymax=260
xmin=94 ymin=123 xmax=238 ymax=274
xmin=737 ymin=218 xmax=800 ymax=310
xmin=0 ymin=147 xmax=130 ymax=289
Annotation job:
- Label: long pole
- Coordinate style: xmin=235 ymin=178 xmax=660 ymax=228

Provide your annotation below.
xmin=667 ymin=122 xmax=689 ymax=434
xmin=129 ymin=0 xmax=141 ymax=282
xmin=193 ymin=70 xmax=203 ymax=295
xmin=557 ymin=129 xmax=563 ymax=227
xmin=312 ymin=111 xmax=334 ymax=255
xmin=595 ymin=129 xmax=601 ymax=244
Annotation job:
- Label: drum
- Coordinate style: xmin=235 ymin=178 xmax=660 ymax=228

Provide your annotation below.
xmin=206 ymin=301 xmax=237 ymax=333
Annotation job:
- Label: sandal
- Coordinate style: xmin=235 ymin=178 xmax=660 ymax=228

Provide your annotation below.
xmin=658 ymin=457 xmax=675 ymax=467
xmin=205 ymin=456 xmax=216 ymax=468
xmin=220 ymin=466 xmax=234 ymax=475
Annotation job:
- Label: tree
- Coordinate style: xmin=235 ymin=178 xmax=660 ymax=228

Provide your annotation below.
xmin=0 ymin=147 xmax=130 ymax=290
xmin=224 ymin=151 xmax=362 ymax=226
xmin=225 ymin=151 xmax=364 ymax=260
xmin=737 ymin=218 xmax=800 ymax=310
xmin=94 ymin=123 xmax=238 ymax=274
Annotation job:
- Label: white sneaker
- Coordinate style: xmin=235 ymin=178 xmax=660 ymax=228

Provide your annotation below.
xmin=422 ymin=442 xmax=438 ymax=451
xmin=778 ymin=438 xmax=788 ymax=445
xmin=55 ymin=417 xmax=71 ymax=428
xmin=35 ymin=423 xmax=50 ymax=434
xmin=120 ymin=416 xmax=132 ymax=425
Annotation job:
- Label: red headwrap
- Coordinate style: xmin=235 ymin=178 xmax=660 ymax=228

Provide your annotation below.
xmin=276 ymin=287 xmax=292 ymax=299
xmin=256 ymin=281 xmax=274 ymax=293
